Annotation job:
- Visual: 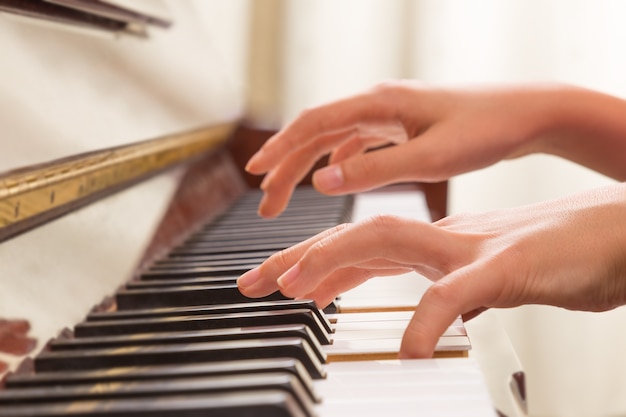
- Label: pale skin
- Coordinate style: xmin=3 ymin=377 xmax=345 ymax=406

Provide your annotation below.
xmin=237 ymin=81 xmax=626 ymax=358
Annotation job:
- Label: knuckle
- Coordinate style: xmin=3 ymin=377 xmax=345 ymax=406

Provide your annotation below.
xmin=351 ymin=152 xmax=380 ymax=179
xmin=371 ymin=79 xmax=404 ymax=95
xmin=423 ymin=280 xmax=458 ymax=308
xmin=362 ymin=215 xmax=406 ymax=257
xmin=370 ymin=79 xmax=420 ymax=100
xmin=298 ymin=106 xmax=328 ymax=132
xmin=297 ymin=106 xmax=317 ymax=120
xmin=365 ymin=214 xmax=404 ymax=233
xmin=304 ymin=224 xmax=351 ymax=269
xmin=275 ymin=249 xmax=293 ymax=270
xmin=307 ymin=236 xmax=335 ymax=261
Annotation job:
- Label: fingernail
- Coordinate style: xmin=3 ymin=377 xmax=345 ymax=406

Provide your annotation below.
xmin=237 ymin=267 xmax=261 ymax=288
xmin=277 ymin=263 xmax=301 ymax=288
xmin=313 ymin=165 xmax=344 ymax=190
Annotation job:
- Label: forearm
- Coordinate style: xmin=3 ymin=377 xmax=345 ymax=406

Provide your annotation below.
xmin=529 ymin=85 xmax=626 ymax=181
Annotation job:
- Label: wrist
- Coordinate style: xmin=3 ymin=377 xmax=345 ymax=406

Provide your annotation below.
xmin=511 ymin=83 xmax=588 ymax=155
xmin=531 ymin=85 xmax=626 ymax=163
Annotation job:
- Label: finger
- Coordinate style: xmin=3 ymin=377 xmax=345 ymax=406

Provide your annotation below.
xmin=313 ymin=125 xmax=453 ymax=195
xmin=399 ymin=264 xmax=499 ymax=358
xmin=298 ymin=267 xmax=375 ymax=308
xmin=302 ymin=265 xmax=414 ymax=308
xmin=237 ymin=224 xmax=351 ymax=297
xmin=328 ymin=120 xmax=408 ymax=165
xmin=276 ymin=216 xmax=462 ymax=298
xmin=259 ymin=125 xmax=403 ymax=217
xmin=257 ymin=127 xmax=362 ymax=218
xmin=328 ymin=134 xmax=388 ymax=165
xmin=246 ymin=91 xmax=402 ymax=175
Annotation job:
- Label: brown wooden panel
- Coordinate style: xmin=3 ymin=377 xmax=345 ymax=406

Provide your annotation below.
xmin=137 ymin=149 xmax=247 ymax=272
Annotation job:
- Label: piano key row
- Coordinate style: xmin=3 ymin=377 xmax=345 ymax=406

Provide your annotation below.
xmin=0 ymin=187 xmax=475 ymax=416
xmin=0 ymin=187 xmax=353 ymax=417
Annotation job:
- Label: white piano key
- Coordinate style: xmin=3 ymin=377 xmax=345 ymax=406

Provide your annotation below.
xmin=325 ymin=336 xmax=470 ymax=356
xmin=329 ymin=310 xmax=463 ymax=324
xmin=316 ymin=358 xmax=498 ymax=417
xmin=335 ymin=271 xmax=432 ymax=310
xmin=331 ymin=323 xmax=466 ymax=338
xmin=350 ymin=189 xmax=431 ymax=222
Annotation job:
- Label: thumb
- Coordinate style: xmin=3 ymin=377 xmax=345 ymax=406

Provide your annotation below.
xmin=311 ymin=145 xmax=415 ymax=195
xmin=312 ymin=130 xmax=447 ymax=195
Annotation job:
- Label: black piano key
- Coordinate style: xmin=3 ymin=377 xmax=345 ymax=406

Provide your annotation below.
xmin=185 ymin=223 xmax=334 ymax=241
xmin=167 ymin=240 xmax=304 ymax=256
xmin=194 ymin=222 xmax=339 ymax=239
xmin=187 ymin=227 xmax=329 ymax=243
xmin=34 ymin=337 xmax=326 ymax=379
xmin=155 ymin=249 xmax=277 ymax=265
xmin=146 ymin=256 xmax=268 ymax=270
xmin=87 ymin=299 xmax=333 ymax=334
xmin=0 ymin=371 xmax=318 ymax=417
xmin=115 ymin=283 xmax=287 ymax=309
xmin=5 ymin=358 xmax=317 ymax=402
xmin=221 ymin=200 xmax=347 ymax=216
xmin=74 ymin=309 xmax=331 ymax=346
xmin=222 ymin=188 xmax=350 ymax=216
xmin=197 ymin=218 xmax=340 ymax=234
xmin=128 ymin=276 xmax=239 ymax=287
xmin=138 ymin=263 xmax=260 ymax=279
xmin=0 ymin=389 xmax=309 ymax=417
xmin=210 ymin=202 xmax=344 ymax=217
xmin=322 ymin=300 xmax=338 ymax=314
xmin=169 ymin=237 xmax=309 ymax=255
xmin=50 ymin=324 xmax=326 ymax=363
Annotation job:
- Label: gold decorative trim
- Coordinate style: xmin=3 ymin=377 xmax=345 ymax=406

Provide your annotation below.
xmin=0 ymin=122 xmax=235 ymax=241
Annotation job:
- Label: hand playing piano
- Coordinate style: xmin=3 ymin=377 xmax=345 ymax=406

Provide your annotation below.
xmin=238 ymin=184 xmax=626 ymax=358
xmin=239 ymin=81 xmax=626 ymax=359
xmin=246 ymin=81 xmax=626 ymax=218
xmin=0 ymin=319 xmax=37 ymax=373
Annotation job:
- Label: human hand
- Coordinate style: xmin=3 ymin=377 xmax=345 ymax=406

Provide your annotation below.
xmin=238 ymin=183 xmax=626 ymax=358
xmin=0 ymin=319 xmax=36 ymax=373
xmin=246 ymin=81 xmax=565 ymax=218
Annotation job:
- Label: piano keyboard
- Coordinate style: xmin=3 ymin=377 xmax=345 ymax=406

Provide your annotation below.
xmin=0 ymin=186 xmax=496 ymax=416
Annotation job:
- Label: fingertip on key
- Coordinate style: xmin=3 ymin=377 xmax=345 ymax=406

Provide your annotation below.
xmin=245 ymin=149 xmax=266 ymax=173
xmin=277 ymin=263 xmax=301 ymax=290
xmin=237 ymin=267 xmax=261 ymax=289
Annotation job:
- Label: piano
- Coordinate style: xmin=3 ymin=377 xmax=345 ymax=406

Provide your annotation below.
xmin=0 ymin=2 xmax=524 ymax=416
